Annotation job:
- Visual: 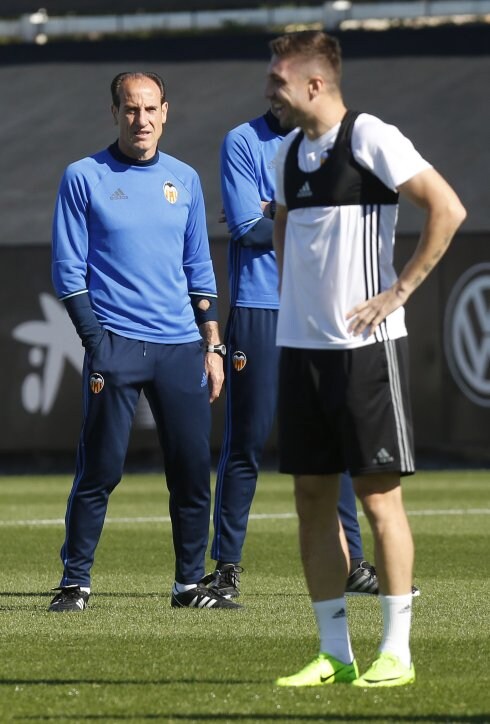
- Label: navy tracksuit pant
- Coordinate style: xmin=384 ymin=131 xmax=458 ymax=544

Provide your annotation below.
xmin=212 ymin=307 xmax=364 ymax=564
xmin=60 ymin=332 xmax=211 ymax=587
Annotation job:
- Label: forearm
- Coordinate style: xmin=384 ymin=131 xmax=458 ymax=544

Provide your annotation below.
xmin=62 ymin=291 xmax=104 ymax=350
xmin=199 ymin=320 xmax=224 ymax=403
xmin=198 ymin=321 xmax=222 ymax=345
xmin=346 ymin=170 xmax=466 ymax=337
xmin=238 ymin=217 xmax=274 ymax=249
xmin=395 ymin=221 xmax=457 ymax=304
xmin=395 ymin=173 xmax=467 ymax=304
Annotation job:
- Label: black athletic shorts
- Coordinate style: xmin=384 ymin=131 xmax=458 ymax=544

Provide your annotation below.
xmin=278 ymin=338 xmax=415 ymax=477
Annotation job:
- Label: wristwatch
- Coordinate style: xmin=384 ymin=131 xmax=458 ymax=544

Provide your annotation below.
xmin=206 ymin=343 xmax=227 ymax=357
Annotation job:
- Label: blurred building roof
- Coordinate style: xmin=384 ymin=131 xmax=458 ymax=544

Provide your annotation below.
xmin=0 ymin=0 xmax=455 ymax=16
xmin=1 ymin=25 xmax=488 ymax=245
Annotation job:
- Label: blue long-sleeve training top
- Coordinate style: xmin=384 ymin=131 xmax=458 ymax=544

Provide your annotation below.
xmin=52 ymin=143 xmax=217 ymax=343
xmin=220 ymin=110 xmax=285 ymax=309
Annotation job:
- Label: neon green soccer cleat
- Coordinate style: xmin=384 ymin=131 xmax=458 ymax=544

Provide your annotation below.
xmin=352 ymin=652 xmax=415 ymax=688
xmin=276 ymin=653 xmax=359 ymax=687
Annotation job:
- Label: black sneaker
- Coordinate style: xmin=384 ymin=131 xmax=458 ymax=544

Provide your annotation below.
xmin=48 ymin=585 xmax=89 ymax=612
xmin=170 ymin=579 xmax=242 ymax=609
xmin=346 ymin=562 xmax=420 ymax=597
xmin=346 ymin=561 xmax=379 ymax=595
xmin=211 ymin=562 xmax=243 ymax=599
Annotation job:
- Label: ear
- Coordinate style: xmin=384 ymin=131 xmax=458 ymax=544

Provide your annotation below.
xmin=308 ymin=75 xmax=323 ymax=99
xmin=161 ymin=101 xmax=169 ymax=124
xmin=111 ymin=104 xmax=118 ymax=125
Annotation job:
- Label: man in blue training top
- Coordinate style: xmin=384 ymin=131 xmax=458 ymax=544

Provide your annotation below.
xmin=211 ymin=106 xmax=390 ymax=599
xmin=49 ymin=71 xmax=240 ymax=611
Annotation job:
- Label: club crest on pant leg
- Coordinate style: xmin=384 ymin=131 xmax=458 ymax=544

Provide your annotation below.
xmin=232 ymin=351 xmax=247 ymax=372
xmin=89 ymin=372 xmax=104 ymax=394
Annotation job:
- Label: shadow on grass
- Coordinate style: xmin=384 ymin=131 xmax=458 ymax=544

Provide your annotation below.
xmin=0 ymin=592 xmax=310 ymax=597
xmin=2 ymin=682 xmax=489 ymax=723
xmin=0 ymin=590 xmax=309 ymax=613
xmin=0 ymin=592 xmax=163 ymax=598
xmin=0 ymin=591 xmax=311 ymax=610
xmin=11 ymin=714 xmax=490 ymax=722
xmin=0 ymin=591 xmax=165 ymax=611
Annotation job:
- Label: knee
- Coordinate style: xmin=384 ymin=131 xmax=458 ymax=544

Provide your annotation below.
xmin=354 ymin=476 xmax=403 ymax=523
xmin=294 ymin=475 xmax=338 ymax=515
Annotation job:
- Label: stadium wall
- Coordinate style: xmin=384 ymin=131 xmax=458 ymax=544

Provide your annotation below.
xmin=1 ymin=234 xmax=489 ymax=468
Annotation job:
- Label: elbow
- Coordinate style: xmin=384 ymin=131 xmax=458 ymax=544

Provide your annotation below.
xmin=456 ymin=202 xmax=467 ymax=228
xmin=452 ymin=194 xmax=467 ymax=228
xmin=444 ymin=197 xmax=467 ymax=235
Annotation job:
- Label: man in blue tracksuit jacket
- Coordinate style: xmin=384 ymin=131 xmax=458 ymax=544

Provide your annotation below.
xmin=211 ymin=108 xmax=380 ymax=599
xmin=49 ymin=71 xmax=239 ymax=611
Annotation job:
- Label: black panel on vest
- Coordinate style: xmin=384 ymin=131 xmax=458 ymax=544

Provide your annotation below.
xmin=284 ymin=110 xmax=399 ymax=210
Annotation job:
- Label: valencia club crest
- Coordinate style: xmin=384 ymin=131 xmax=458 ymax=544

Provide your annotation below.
xmin=89 ymin=372 xmax=105 ymax=394
xmin=232 ymin=351 xmax=247 ymax=372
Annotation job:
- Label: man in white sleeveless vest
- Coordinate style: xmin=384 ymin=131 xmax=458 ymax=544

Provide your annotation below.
xmin=266 ymin=30 xmax=466 ymax=687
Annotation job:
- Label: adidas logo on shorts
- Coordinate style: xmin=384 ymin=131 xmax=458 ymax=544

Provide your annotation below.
xmin=373 ymin=448 xmax=395 ymax=465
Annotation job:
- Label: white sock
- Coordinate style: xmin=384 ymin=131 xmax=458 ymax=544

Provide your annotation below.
xmin=313 ymin=597 xmax=354 ymax=665
xmin=173 ymin=581 xmax=198 ymax=594
xmin=80 ymin=587 xmax=90 ymax=594
xmin=379 ymin=594 xmax=412 ymax=668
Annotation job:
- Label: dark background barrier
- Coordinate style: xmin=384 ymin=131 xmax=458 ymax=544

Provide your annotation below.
xmin=1 ymin=235 xmax=489 ymax=470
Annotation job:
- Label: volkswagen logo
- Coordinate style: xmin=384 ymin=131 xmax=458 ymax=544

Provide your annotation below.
xmin=443 ymin=263 xmax=490 ymax=407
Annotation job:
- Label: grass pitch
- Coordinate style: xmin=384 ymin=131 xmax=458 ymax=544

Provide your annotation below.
xmin=0 ymin=469 xmax=489 ymax=723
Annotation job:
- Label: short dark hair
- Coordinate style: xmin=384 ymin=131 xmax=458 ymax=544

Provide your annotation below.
xmin=269 ymin=31 xmax=342 ymax=87
xmin=110 ymin=71 xmax=166 ymax=107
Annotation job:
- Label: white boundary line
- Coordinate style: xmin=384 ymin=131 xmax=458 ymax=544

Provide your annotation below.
xmin=0 ymin=508 xmax=489 ymax=527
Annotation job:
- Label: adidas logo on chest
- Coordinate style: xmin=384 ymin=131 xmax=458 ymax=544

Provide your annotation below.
xmin=110 ymin=188 xmax=128 ymax=200
xmin=296 ymin=180 xmax=313 ymax=198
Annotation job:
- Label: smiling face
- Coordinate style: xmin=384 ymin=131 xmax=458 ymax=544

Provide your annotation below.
xmin=112 ymin=76 xmax=168 ymax=160
xmin=265 ymin=54 xmax=310 ymax=130
xmin=265 ymin=41 xmax=345 ymax=138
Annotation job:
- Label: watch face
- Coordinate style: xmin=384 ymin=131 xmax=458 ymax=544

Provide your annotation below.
xmin=207 ymin=344 xmax=226 ymax=356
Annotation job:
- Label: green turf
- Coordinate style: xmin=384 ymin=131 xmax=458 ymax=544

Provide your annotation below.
xmin=0 ymin=470 xmax=489 ymax=723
